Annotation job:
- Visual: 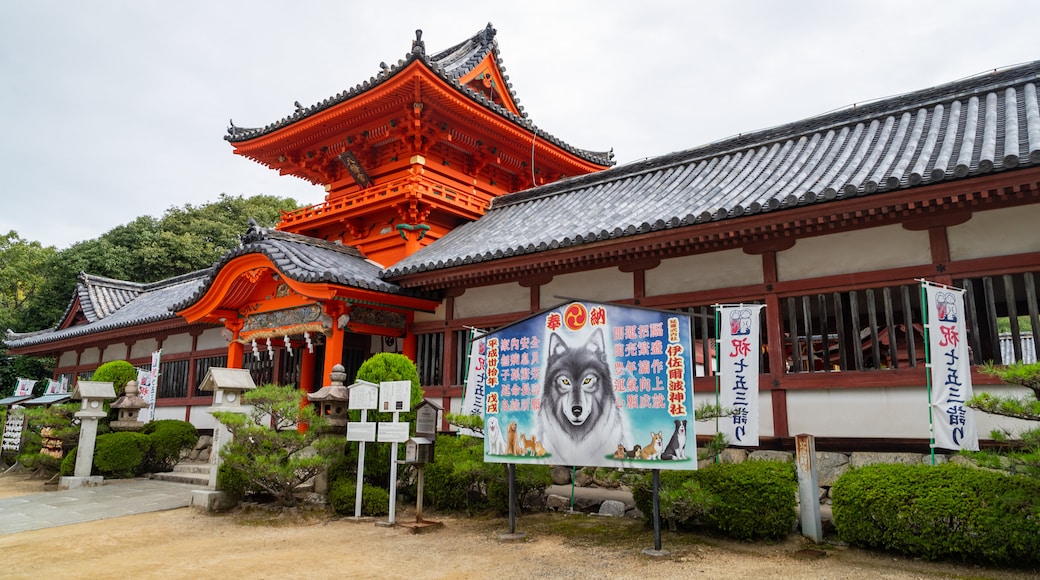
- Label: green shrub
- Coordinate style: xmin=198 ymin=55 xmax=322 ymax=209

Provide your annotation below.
xmin=91 ymin=360 xmax=139 ymax=393
xmin=141 ymin=420 xmax=198 ymax=472
xmin=831 ymin=463 xmax=1040 ymax=565
xmin=217 ymin=462 xmax=257 ymax=499
xmin=328 ymin=479 xmax=390 ymax=517
xmin=93 ymin=432 xmax=150 ymax=478
xmin=60 ymin=447 xmax=77 ymax=476
xmin=422 ymin=435 xmax=488 ymax=513
xmin=632 ymin=460 xmax=797 ymax=541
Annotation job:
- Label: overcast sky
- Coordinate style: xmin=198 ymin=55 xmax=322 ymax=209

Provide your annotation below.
xmin=3 ymin=1 xmax=1038 ymax=249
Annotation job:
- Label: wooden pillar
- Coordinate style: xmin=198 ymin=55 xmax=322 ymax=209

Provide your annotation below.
xmin=762 ymin=251 xmax=790 ymax=439
xmin=928 ymin=226 xmax=954 ymax=286
xmin=225 ymin=319 xmax=245 ymax=369
xmin=402 ymin=311 xmax=417 ymax=361
xmin=300 ymin=347 xmax=316 ymax=392
xmin=322 ymin=302 xmax=349 ymax=383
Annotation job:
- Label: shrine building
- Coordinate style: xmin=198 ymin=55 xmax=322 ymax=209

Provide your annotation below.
xmin=6 ymin=25 xmax=1040 ymax=450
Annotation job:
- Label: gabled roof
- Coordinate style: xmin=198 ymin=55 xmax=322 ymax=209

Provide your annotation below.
xmin=171 ymin=224 xmax=434 ymax=313
xmin=383 ymin=60 xmax=1040 ymax=279
xmin=224 ymin=23 xmax=613 ymax=168
xmin=4 ymin=270 xmax=210 ymax=350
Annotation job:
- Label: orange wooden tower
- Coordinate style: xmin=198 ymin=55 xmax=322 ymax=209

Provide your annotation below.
xmin=226 ymin=24 xmax=614 ymax=267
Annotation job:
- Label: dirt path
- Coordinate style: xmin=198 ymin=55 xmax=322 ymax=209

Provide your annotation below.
xmin=0 ymin=473 xmax=1034 ymax=579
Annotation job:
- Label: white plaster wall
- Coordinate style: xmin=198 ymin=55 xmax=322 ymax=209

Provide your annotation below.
xmin=947 ymin=205 xmax=1040 ymax=261
xmin=101 ymin=343 xmax=128 ymax=363
xmin=540 ymin=269 xmax=632 ymax=310
xmin=455 ymin=283 xmax=528 ymax=318
xmin=196 ymin=328 xmax=227 ymax=351
xmin=777 ymin=225 xmax=931 ymax=281
xmin=130 ymin=338 xmax=159 ymax=360
xmin=153 ymin=405 xmax=220 ymax=431
xmin=694 ymin=391 xmax=774 ymax=438
xmin=162 ymin=333 xmax=193 ymax=355
xmin=414 ymin=301 xmax=446 ymax=323
xmin=646 ymin=249 xmax=762 ymax=296
xmin=785 ymin=385 xmax=1034 ymax=439
xmin=79 ymin=347 xmax=100 ymax=366
xmin=58 ymin=351 xmax=78 ymax=367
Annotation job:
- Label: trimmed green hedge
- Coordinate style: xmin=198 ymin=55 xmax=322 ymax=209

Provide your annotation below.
xmin=328 ymin=480 xmax=390 ymax=517
xmin=831 ymin=463 xmax=1040 ymax=565
xmin=141 ymin=420 xmax=198 ymax=472
xmin=632 ymin=460 xmax=797 ymax=541
xmin=93 ymin=432 xmax=150 ymax=478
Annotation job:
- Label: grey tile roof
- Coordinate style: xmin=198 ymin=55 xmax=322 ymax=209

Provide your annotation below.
xmin=224 ymin=23 xmax=614 ymax=167
xmin=4 ymin=270 xmax=210 ymax=350
xmin=171 ymin=224 xmax=435 ymax=313
xmin=383 ymin=61 xmax=1040 ymax=279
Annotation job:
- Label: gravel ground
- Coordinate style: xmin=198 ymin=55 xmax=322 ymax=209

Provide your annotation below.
xmin=0 ymin=473 xmax=1035 ymax=579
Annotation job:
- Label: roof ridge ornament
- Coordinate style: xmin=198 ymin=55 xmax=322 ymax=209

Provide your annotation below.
xmin=411 ymin=29 xmax=425 ymax=56
xmin=241 ymin=218 xmax=265 ymax=245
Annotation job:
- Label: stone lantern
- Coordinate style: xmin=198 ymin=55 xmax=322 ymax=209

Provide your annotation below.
xmin=110 ymin=379 xmax=149 ymax=431
xmin=194 ymin=367 xmax=256 ymax=508
xmin=59 ymin=380 xmax=116 ymax=490
xmin=307 ymin=364 xmax=352 ymax=430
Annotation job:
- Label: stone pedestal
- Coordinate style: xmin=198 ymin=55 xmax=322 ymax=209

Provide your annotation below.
xmin=58 ymin=475 xmax=105 ymax=490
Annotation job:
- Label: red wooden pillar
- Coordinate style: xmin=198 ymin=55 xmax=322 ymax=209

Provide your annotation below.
xmin=402 ymin=311 xmax=417 ymax=361
xmin=226 ymin=319 xmax=245 ymax=369
xmin=762 ymin=251 xmax=790 ymax=439
xmin=300 ymin=347 xmax=316 ymax=392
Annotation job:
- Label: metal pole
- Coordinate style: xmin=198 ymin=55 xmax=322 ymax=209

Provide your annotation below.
xmin=920 ymin=281 xmax=936 ymax=466
xmin=570 ymin=465 xmax=576 ymax=511
xmin=355 ymin=410 xmax=367 ymax=518
xmin=415 ymin=464 xmax=424 ymax=523
xmin=652 ymin=469 xmax=662 ymax=551
xmin=508 ymin=463 xmax=517 ymax=534
xmin=388 ymin=410 xmax=399 ymax=525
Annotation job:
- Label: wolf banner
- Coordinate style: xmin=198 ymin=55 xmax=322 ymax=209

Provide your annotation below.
xmin=481 ymin=301 xmax=695 ymax=470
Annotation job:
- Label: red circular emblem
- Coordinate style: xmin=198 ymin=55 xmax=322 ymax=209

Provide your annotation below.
xmin=563 ymin=303 xmax=588 ymax=331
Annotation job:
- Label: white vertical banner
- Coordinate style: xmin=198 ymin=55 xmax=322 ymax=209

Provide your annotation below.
xmin=44 ymin=379 xmax=62 ymax=395
xmin=459 ymin=330 xmax=486 ymax=437
xmin=717 ymin=305 xmax=765 ymax=446
xmin=14 ymin=378 xmax=36 ymax=397
xmin=136 ymin=350 xmax=161 ymax=423
xmin=924 ymin=283 xmax=978 ymax=451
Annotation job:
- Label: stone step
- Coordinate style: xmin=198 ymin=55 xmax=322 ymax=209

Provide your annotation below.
xmin=152 ymin=471 xmax=210 ymax=486
xmin=172 ymin=462 xmax=211 ymax=475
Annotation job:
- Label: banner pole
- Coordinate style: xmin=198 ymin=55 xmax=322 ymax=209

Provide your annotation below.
xmin=920 ymin=281 xmax=936 ymax=466
xmin=714 ymin=306 xmax=721 ymax=464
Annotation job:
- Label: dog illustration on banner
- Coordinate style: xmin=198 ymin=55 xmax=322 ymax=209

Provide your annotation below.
xmin=536 ymin=328 xmax=626 ymax=465
xmin=486 ymin=416 xmax=507 ymax=455
xmin=660 ymin=419 xmax=688 ymax=460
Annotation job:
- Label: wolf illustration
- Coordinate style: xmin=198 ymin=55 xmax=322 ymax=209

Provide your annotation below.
xmin=660 ymin=419 xmax=687 ymax=460
xmin=536 ymin=328 xmax=625 ymax=465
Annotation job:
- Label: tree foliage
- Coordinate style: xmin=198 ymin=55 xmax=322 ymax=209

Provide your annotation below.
xmin=212 ymin=384 xmax=344 ymax=506
xmin=0 ymin=231 xmax=56 ymax=332
xmin=969 ymin=361 xmax=1040 ymax=478
xmin=16 ymin=193 xmax=299 ymax=331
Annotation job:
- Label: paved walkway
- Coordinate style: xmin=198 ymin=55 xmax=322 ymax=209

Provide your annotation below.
xmin=0 ymin=478 xmax=198 ymax=535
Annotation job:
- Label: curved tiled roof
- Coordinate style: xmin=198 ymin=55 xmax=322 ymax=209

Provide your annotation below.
xmin=170 ymin=224 xmax=434 ymax=313
xmin=383 ymin=61 xmax=1040 ymax=278
xmin=4 ymin=270 xmax=211 ymax=349
xmin=225 ymin=24 xmax=614 ymax=167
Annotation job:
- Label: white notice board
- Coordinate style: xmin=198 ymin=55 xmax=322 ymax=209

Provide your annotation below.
xmin=346 ymin=421 xmax=376 ymax=442
xmin=348 ymin=383 xmax=379 ymax=410
xmin=377 ymin=421 xmax=410 ymax=443
xmin=378 ymin=381 xmax=412 ymax=413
